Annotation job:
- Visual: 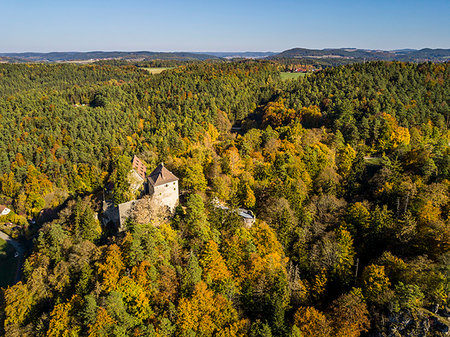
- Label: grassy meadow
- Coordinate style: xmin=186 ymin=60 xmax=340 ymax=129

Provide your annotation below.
xmin=143 ymin=67 xmax=174 ymax=74
xmin=280 ymin=72 xmax=307 ymax=80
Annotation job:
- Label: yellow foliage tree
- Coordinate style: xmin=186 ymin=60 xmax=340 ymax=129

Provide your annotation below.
xmin=262 ymin=99 xmax=298 ymax=128
xmin=87 ymin=307 xmax=115 ymax=337
xmin=177 ymin=281 xmax=247 ymax=337
xmin=309 ymin=269 xmax=328 ymax=301
xmin=418 ymin=200 xmax=441 ymax=224
xmin=300 ymin=105 xmax=322 ymax=128
xmin=241 ymin=182 xmax=256 ymax=209
xmin=337 ymin=144 xmax=356 ymax=178
xmin=4 ymin=281 xmax=33 ymax=328
xmin=0 ymin=171 xmax=20 ymax=197
xmin=222 ymin=146 xmax=243 ymax=176
xmin=252 ymin=221 xmax=285 ymax=259
xmin=47 ymin=295 xmax=81 ymax=337
xmin=362 ymin=264 xmax=391 ymax=302
xmin=117 ymin=275 xmax=154 ymax=321
xmin=293 ymin=306 xmax=331 ymax=337
xmin=97 ymin=244 xmax=125 ymax=292
xmin=201 ymin=240 xmax=234 ymax=294
xmin=328 ymin=289 xmax=370 ymax=337
xmin=221 ymin=228 xmax=254 ymax=288
xmin=379 ymin=113 xmax=410 ymax=150
xmin=131 ymin=260 xmax=154 ymax=293
xmin=333 ymin=227 xmax=356 ymax=287
xmin=246 ymin=222 xmax=289 ymax=283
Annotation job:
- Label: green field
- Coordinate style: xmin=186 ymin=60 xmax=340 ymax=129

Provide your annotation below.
xmin=280 ymin=72 xmax=306 ymax=80
xmin=364 ymin=156 xmax=383 ymax=166
xmin=0 ymin=238 xmax=17 ymax=287
xmin=143 ymin=67 xmax=174 ymax=74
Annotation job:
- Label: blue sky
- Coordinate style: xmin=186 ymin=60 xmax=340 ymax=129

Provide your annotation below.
xmin=1 ymin=0 xmax=449 ymax=52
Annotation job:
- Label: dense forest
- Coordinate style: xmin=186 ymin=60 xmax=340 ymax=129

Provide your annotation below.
xmin=0 ymin=60 xmax=448 ymax=336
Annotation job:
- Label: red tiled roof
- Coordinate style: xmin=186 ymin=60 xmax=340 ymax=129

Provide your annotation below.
xmin=132 ymin=155 xmax=147 ymax=179
xmin=148 ymin=163 xmax=178 ymax=186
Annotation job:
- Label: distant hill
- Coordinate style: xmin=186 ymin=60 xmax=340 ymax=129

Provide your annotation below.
xmin=0 ymin=51 xmax=277 ymax=63
xmin=269 ymin=48 xmax=450 ymax=64
xmin=395 ymin=48 xmax=450 ymax=61
xmin=0 ymin=51 xmax=221 ymax=63
xmin=1 ymin=48 xmax=449 ymax=64
xmin=200 ymin=52 xmax=276 ymax=59
xmin=0 ymin=56 xmax=26 ymax=63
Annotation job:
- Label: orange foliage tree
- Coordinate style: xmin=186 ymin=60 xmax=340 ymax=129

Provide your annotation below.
xmin=177 ymin=281 xmax=248 ymax=337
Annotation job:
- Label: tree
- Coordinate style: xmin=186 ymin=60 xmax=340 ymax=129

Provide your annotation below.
xmin=87 ymin=307 xmax=115 ymax=337
xmin=36 ymin=223 xmax=68 ymax=263
xmin=327 ymin=289 xmax=370 ymax=337
xmin=336 ymin=144 xmax=356 ymax=179
xmin=239 ymin=182 xmax=256 ymax=209
xmin=244 ymin=222 xmax=290 ymax=333
xmin=344 ymin=202 xmax=370 ymax=237
xmin=394 ymin=282 xmax=424 ymax=311
xmin=377 ymin=112 xmax=410 ymax=150
xmin=293 ymin=306 xmax=331 ymax=337
xmin=97 ymin=244 xmax=125 ymax=292
xmin=332 ymin=226 xmax=355 ymax=288
xmin=262 ymin=99 xmax=297 ymax=128
xmin=200 ymin=240 xmax=234 ymax=296
xmin=183 ymin=194 xmax=213 ymax=248
xmin=183 ymin=163 xmax=208 ymax=192
xmin=221 ymin=146 xmax=243 ymax=176
xmin=73 ymin=197 xmax=101 ymax=242
xmin=112 ymin=154 xmax=132 ymax=205
xmin=0 ymin=172 xmax=19 ymax=197
xmin=47 ymin=295 xmax=81 ymax=337
xmin=249 ymin=320 xmax=273 ymax=337
xmin=177 ymin=281 xmax=247 ymax=337
xmin=362 ymin=264 xmax=391 ymax=303
xmin=181 ymin=252 xmax=203 ymax=296
xmin=3 ymin=282 xmax=33 ymax=330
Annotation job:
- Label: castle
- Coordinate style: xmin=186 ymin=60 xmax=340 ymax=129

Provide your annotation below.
xmin=102 ymin=157 xmax=179 ymax=230
xmin=146 ymin=163 xmax=179 ymax=212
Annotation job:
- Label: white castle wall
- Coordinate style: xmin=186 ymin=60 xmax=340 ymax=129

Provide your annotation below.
xmin=152 ymin=180 xmax=179 ymax=212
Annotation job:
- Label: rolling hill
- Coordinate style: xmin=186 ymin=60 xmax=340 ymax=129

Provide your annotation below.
xmin=1 ymin=48 xmax=449 ymax=64
xmin=269 ymin=47 xmax=450 ymax=64
xmin=0 ymin=51 xmax=220 ymax=63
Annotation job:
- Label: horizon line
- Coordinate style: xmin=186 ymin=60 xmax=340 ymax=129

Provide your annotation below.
xmin=2 ymin=47 xmax=450 ymax=54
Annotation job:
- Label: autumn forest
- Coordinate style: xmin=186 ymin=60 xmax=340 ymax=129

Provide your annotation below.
xmin=0 ymin=60 xmax=449 ymax=336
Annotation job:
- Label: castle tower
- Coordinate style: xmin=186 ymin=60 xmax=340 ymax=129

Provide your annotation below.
xmin=147 ymin=163 xmax=179 ymax=212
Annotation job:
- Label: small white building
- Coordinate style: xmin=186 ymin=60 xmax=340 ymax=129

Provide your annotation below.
xmin=212 ymin=199 xmax=256 ymax=227
xmin=0 ymin=205 xmax=11 ymax=216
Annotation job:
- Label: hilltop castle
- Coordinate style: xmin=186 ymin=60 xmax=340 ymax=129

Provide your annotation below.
xmin=146 ymin=163 xmax=179 ymax=212
xmin=102 ymin=157 xmax=179 ymax=230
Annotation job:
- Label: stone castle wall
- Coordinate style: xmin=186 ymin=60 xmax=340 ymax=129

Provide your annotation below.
xmin=152 ymin=180 xmax=179 ymax=212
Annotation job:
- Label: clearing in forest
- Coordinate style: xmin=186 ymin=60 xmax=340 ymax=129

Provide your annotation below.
xmin=143 ymin=67 xmax=174 ymax=74
xmin=280 ymin=72 xmax=306 ymax=80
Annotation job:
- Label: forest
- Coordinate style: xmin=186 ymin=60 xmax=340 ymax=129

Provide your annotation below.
xmin=0 ymin=60 xmax=448 ymax=336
